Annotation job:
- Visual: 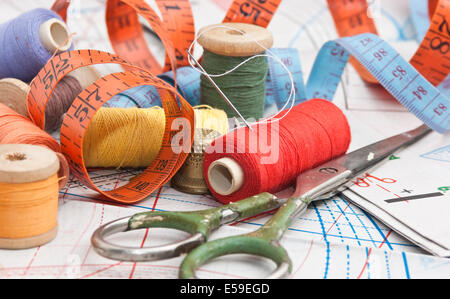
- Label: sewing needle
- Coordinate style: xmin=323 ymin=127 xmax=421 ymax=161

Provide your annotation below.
xmin=186 ymin=50 xmax=253 ymax=131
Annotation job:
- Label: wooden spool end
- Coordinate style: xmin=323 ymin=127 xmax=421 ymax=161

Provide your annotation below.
xmin=0 ymin=144 xmax=60 ymax=184
xmin=0 ymin=78 xmax=30 ymax=117
xmin=0 ymin=144 xmax=60 ymax=249
xmin=197 ymin=23 xmax=273 ymax=57
xmin=39 ymin=18 xmax=72 ymax=53
xmin=68 ymin=66 xmax=102 ymax=90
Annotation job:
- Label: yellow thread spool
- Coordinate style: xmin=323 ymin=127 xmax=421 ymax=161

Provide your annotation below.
xmin=83 ymin=105 xmax=228 ymax=168
xmin=0 ymin=144 xmax=60 ymax=249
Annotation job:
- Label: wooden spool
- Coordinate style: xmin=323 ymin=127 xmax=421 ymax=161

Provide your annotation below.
xmin=0 ymin=144 xmax=60 ymax=249
xmin=0 ymin=78 xmax=29 ymax=116
xmin=197 ymin=22 xmax=273 ymax=57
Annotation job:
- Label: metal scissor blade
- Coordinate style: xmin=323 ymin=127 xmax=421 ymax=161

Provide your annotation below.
xmin=292 ymin=124 xmax=432 ymax=201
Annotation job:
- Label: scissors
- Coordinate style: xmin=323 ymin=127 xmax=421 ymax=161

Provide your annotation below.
xmin=91 ymin=124 xmax=431 ymax=278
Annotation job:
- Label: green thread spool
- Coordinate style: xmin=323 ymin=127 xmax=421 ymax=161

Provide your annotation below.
xmin=197 ymin=23 xmax=274 ymax=120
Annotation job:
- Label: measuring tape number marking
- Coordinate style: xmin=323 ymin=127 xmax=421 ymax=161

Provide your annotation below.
xmin=27 ymin=50 xmax=195 ymax=203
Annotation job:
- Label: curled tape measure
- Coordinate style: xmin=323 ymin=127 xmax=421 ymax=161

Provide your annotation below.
xmin=306 ymin=33 xmax=449 ymax=133
xmin=52 ymin=0 xmax=188 ymax=73
xmin=327 ymin=0 xmax=450 ymax=87
xmin=411 ymin=0 xmax=432 ymax=42
xmin=51 ymin=0 xmax=283 ymax=73
xmin=223 ymin=0 xmax=282 ymax=27
xmin=27 ymin=50 xmax=195 ymax=203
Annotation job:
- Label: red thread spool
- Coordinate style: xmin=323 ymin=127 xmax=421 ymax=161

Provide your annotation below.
xmin=0 ymin=103 xmax=69 ymax=189
xmin=203 ymin=99 xmax=351 ymax=203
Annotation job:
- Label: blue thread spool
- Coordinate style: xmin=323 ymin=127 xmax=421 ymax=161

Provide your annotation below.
xmin=0 ymin=8 xmax=73 ymax=82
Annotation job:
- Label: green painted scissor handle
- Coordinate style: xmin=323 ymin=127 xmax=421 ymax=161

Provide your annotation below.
xmin=91 ymin=192 xmax=283 ymax=262
xmin=179 ymin=197 xmax=310 ymax=279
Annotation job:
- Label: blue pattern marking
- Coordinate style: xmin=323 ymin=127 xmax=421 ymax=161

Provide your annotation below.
xmin=361 ymin=209 xmax=393 ymax=250
xmin=312 ymin=201 xmax=331 ymax=279
xmin=384 ymin=251 xmax=392 ymax=279
xmin=333 ymin=198 xmax=362 ymax=246
xmin=402 ymin=252 xmax=411 ymax=279
xmin=421 ymin=145 xmax=450 ymax=163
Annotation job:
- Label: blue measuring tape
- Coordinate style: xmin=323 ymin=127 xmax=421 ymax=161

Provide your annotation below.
xmin=410 ymin=0 xmax=430 ymax=42
xmin=105 ymin=2 xmax=449 ymax=133
xmin=309 ymin=33 xmax=449 ymax=133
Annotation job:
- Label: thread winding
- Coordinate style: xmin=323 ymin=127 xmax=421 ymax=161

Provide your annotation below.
xmin=200 ymin=50 xmax=268 ymax=120
xmin=0 ymin=144 xmax=59 ymax=248
xmin=83 ymin=106 xmax=228 ymax=168
xmin=0 ymin=8 xmax=72 ymax=82
xmin=0 ymin=103 xmax=69 ymax=188
xmin=203 ymin=99 xmax=351 ymax=203
xmin=0 ymin=76 xmax=84 ymax=132
xmin=0 ymin=174 xmax=59 ymax=239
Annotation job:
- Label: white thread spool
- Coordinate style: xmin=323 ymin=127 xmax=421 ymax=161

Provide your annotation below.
xmin=39 ymin=18 xmax=72 ymax=53
xmin=207 ymin=157 xmax=244 ymax=196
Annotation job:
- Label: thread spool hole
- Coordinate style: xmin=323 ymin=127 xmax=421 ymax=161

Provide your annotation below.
xmin=208 ymin=158 xmax=244 ymax=196
xmin=6 ymin=152 xmax=26 ymax=161
xmin=50 ymin=22 xmax=70 ymax=49
xmin=226 ymin=30 xmax=245 ymax=35
xmin=209 ymin=164 xmax=233 ymax=194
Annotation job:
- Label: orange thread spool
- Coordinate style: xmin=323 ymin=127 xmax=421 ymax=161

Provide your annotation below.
xmin=0 ymin=144 xmax=60 ymax=249
xmin=0 ymin=103 xmax=69 ymax=189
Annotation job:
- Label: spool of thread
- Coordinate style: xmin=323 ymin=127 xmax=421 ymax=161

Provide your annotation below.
xmin=197 ymin=23 xmax=273 ymax=120
xmin=83 ymin=105 xmax=229 ymax=169
xmin=0 ymin=78 xmax=29 ymax=116
xmin=0 ymin=8 xmax=73 ymax=82
xmin=0 ymin=144 xmax=60 ymax=249
xmin=0 ymin=103 xmax=69 ymax=189
xmin=0 ymin=66 xmax=100 ymax=132
xmin=203 ymin=99 xmax=351 ymax=203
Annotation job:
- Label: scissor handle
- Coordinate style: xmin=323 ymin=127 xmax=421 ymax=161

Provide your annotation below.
xmin=91 ymin=214 xmax=207 ymax=262
xmin=179 ymin=197 xmax=312 ymax=278
xmin=179 ymin=234 xmax=292 ymax=279
xmin=91 ymin=192 xmax=280 ymax=262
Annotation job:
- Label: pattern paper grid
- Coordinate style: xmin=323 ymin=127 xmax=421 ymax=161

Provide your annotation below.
xmin=0 ymin=0 xmax=449 ymax=279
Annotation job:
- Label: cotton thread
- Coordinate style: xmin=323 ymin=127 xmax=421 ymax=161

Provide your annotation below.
xmin=188 ymin=23 xmax=297 ymax=128
xmin=200 ymin=50 xmax=268 ymax=120
xmin=0 ymin=76 xmax=84 ymax=132
xmin=203 ymin=99 xmax=351 ymax=203
xmin=0 ymin=144 xmax=59 ymax=249
xmin=83 ymin=106 xmax=228 ymax=168
xmin=0 ymin=175 xmax=59 ymax=239
xmin=0 ymin=103 xmax=69 ymax=189
xmin=0 ymin=8 xmax=72 ymax=82
xmin=194 ymin=23 xmax=274 ymax=121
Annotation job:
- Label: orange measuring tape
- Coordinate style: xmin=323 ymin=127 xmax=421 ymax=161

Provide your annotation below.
xmin=33 ymin=0 xmax=284 ymax=203
xmin=27 ymin=50 xmax=195 ymax=204
xmin=222 ymin=0 xmax=282 ymax=27
xmin=52 ymin=0 xmax=191 ymax=73
xmin=51 ymin=0 xmax=282 ymax=73
xmin=327 ymin=0 xmax=450 ymax=87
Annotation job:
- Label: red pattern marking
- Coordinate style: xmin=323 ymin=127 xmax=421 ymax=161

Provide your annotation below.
xmin=357 ymin=248 xmax=373 ymax=279
xmin=128 ymin=187 xmax=163 ymax=279
xmin=356 ymin=229 xmax=393 ymax=279
xmin=290 ymin=239 xmax=315 ymax=278
xmin=79 ymin=262 xmax=123 ymax=279
xmin=22 ymin=247 xmax=41 ymax=277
